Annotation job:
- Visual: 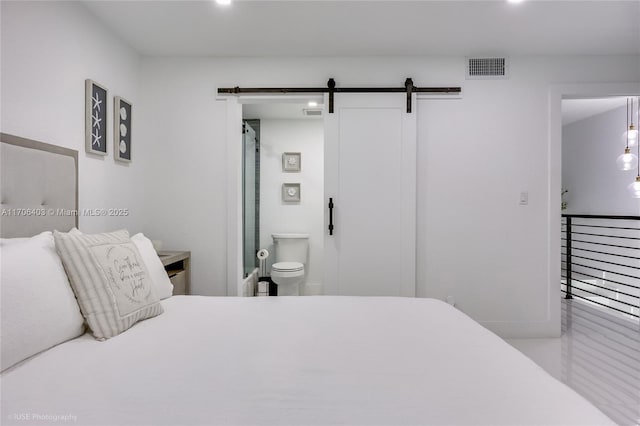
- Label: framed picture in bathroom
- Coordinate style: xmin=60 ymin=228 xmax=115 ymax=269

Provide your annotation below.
xmin=282 ymin=183 xmax=301 ymax=202
xmin=282 ymin=152 xmax=301 ymax=172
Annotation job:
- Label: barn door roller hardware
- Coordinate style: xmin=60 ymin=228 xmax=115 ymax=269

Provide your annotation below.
xmin=218 ymin=78 xmax=461 ymax=113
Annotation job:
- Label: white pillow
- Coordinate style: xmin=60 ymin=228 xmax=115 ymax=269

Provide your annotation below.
xmin=0 ymin=236 xmax=29 ymax=246
xmin=1 ymin=232 xmax=85 ymax=371
xmin=53 ymin=229 xmax=163 ymax=340
xmin=131 ymin=233 xmax=173 ymax=300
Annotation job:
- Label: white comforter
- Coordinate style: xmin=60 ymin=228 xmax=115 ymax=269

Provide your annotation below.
xmin=1 ymin=296 xmax=614 ymax=425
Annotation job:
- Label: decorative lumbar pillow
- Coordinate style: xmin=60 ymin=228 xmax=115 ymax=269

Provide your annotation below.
xmin=1 ymin=232 xmax=85 ymax=371
xmin=69 ymin=228 xmax=173 ymax=300
xmin=53 ymin=229 xmax=163 ymax=340
xmin=131 ymin=233 xmax=174 ymax=300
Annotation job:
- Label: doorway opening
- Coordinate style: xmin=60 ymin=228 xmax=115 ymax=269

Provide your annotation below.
xmin=560 ymin=96 xmax=640 ymax=322
xmin=241 ymin=97 xmax=325 ymax=295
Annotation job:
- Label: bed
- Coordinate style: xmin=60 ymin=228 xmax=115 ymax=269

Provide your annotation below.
xmin=0 ymin=133 xmax=615 ymax=425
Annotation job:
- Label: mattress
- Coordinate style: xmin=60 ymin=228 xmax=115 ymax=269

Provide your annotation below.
xmin=1 ymin=296 xmax=614 ymax=426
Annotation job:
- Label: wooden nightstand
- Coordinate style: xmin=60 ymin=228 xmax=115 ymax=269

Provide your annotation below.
xmin=157 ymin=251 xmax=191 ymax=295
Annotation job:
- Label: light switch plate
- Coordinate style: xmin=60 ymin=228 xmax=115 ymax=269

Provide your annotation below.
xmin=519 ymin=191 xmax=528 ymax=205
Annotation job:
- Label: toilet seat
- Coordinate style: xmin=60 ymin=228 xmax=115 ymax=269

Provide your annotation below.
xmin=271 ymin=262 xmax=305 ymax=296
xmin=272 ymin=262 xmax=304 ymax=273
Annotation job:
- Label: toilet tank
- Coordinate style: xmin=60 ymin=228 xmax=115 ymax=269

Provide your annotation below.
xmin=272 ymin=233 xmax=309 ymax=264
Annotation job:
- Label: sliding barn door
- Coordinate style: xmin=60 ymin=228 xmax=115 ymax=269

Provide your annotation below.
xmin=324 ymin=93 xmax=416 ymax=296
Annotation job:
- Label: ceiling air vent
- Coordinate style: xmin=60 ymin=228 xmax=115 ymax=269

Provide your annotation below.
xmin=466 ymin=57 xmax=509 ymax=80
xmin=303 ymin=108 xmax=323 ymax=117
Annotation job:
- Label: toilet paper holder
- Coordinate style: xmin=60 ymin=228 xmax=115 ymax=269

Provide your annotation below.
xmin=256 ymin=249 xmax=277 ymax=296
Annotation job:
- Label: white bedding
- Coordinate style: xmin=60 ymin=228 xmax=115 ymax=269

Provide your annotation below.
xmin=1 ymin=296 xmax=614 ymax=426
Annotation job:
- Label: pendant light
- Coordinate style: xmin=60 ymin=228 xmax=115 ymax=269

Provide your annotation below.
xmin=629 ymin=177 xmax=640 ymax=198
xmin=629 ymin=97 xmax=640 ymax=198
xmin=617 ymin=148 xmax=638 ymax=171
xmin=622 ymin=97 xmax=638 ymax=147
xmin=617 ymin=98 xmax=638 ymax=171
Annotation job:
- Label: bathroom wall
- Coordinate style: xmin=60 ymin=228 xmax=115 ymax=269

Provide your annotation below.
xmin=258 ymin=119 xmax=324 ymax=294
xmin=562 ymin=105 xmax=640 ymax=215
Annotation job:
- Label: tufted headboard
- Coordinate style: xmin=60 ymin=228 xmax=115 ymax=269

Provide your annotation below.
xmin=1 ymin=133 xmax=78 ymax=238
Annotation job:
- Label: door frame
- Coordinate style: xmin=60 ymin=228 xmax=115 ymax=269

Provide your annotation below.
xmin=220 ymin=95 xmax=325 ymax=296
xmin=546 ymin=82 xmax=640 ymax=335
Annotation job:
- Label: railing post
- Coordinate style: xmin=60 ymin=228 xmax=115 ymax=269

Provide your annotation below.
xmin=565 ymin=216 xmax=573 ymax=299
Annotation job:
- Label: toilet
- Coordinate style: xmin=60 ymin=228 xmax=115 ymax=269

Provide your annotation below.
xmin=270 ymin=233 xmax=309 ymax=296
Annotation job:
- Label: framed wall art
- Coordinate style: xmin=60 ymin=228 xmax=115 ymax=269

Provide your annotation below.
xmin=282 ymin=183 xmax=301 ymax=202
xmin=114 ymin=96 xmax=132 ymax=163
xmin=85 ymin=79 xmax=108 ymax=155
xmin=282 ymin=152 xmax=301 ymax=172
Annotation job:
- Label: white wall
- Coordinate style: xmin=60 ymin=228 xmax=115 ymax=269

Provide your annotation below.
xmin=136 ymin=62 xmax=229 ymax=295
xmin=137 ymin=55 xmax=639 ymax=337
xmin=257 ymin=119 xmax=324 ymax=293
xmin=562 ymin=106 xmax=640 ymax=215
xmin=0 ymin=1 xmax=144 ymax=233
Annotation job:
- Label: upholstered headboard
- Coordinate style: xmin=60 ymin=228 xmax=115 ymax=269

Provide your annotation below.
xmin=1 ymin=133 xmax=78 ymax=238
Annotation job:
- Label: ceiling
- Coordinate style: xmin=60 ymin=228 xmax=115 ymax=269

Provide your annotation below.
xmin=562 ymin=97 xmax=629 ymax=126
xmin=83 ymin=1 xmax=640 ymax=57
xmin=81 ymin=1 xmax=639 ymax=122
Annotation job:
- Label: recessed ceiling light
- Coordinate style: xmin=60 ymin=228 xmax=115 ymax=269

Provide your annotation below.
xmin=507 ymin=0 xmax=525 ymax=3
xmin=308 ymin=101 xmax=318 ymax=107
xmin=216 ymin=0 xmax=232 ymax=5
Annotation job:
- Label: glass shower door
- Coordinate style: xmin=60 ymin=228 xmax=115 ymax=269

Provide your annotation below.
xmin=242 ymin=121 xmax=258 ymax=276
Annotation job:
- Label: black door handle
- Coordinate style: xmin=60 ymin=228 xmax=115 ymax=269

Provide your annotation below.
xmin=328 ymin=198 xmax=334 ymax=236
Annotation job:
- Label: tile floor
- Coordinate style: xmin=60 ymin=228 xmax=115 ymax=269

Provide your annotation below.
xmin=507 ymin=299 xmax=640 ymax=426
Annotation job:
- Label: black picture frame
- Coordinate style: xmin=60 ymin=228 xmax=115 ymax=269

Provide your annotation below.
xmin=85 ymin=79 xmax=108 ymax=155
xmin=114 ymin=96 xmax=132 ymax=163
